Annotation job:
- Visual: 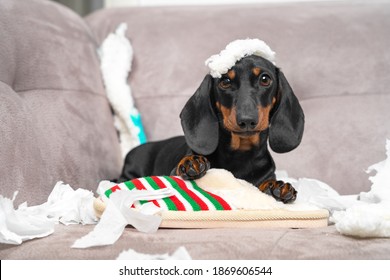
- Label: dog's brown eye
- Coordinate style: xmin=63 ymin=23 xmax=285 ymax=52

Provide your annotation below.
xmin=260 ymin=74 xmax=272 ymax=87
xmin=219 ymin=77 xmax=231 ymax=89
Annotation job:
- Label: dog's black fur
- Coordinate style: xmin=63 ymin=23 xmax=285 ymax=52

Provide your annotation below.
xmin=119 ymin=55 xmax=304 ymax=203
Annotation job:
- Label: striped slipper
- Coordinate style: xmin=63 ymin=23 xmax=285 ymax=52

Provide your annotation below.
xmin=94 ymin=170 xmax=329 ymax=229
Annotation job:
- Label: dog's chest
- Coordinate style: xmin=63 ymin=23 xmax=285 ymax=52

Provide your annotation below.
xmin=230 ymin=133 xmax=260 ymax=151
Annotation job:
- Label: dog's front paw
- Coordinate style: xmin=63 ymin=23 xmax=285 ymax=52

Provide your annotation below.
xmin=259 ymin=180 xmax=297 ymax=203
xmin=173 ymin=155 xmax=210 ymax=180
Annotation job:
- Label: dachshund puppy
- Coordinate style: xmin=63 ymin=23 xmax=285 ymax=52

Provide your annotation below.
xmin=119 ymin=55 xmax=304 ymax=203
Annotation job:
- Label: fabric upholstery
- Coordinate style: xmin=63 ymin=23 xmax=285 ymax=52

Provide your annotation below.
xmin=0 ymin=0 xmax=122 ymax=206
xmin=1 ymin=224 xmax=389 ymax=260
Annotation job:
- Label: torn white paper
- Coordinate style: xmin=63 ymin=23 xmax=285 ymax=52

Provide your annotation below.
xmin=72 ymin=188 xmax=173 ymax=248
xmin=276 ymin=174 xmax=358 ymax=213
xmin=333 ymin=203 xmax=390 ymax=237
xmin=0 ymin=182 xmax=97 ymax=245
xmin=116 ymin=246 xmax=192 ymax=260
xmin=24 ymin=181 xmax=98 ymax=226
xmin=0 ymin=192 xmax=54 ymax=245
xmin=332 ymin=139 xmax=390 ymax=237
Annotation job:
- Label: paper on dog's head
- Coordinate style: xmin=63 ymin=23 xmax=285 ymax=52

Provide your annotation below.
xmin=205 ymin=38 xmax=276 ymax=78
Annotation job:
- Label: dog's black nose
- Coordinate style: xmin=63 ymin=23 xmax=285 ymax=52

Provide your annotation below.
xmin=237 ymin=115 xmax=258 ymax=130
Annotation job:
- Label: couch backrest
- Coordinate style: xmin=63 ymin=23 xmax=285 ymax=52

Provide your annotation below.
xmin=0 ymin=0 xmax=122 ymax=205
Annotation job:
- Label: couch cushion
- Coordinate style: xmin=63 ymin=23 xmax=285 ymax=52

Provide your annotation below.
xmin=0 ymin=224 xmax=389 ymax=259
xmin=0 ymin=0 xmax=122 ymax=205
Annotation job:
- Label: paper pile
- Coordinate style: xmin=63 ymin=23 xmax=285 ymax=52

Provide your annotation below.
xmin=0 ymin=182 xmax=96 ymax=245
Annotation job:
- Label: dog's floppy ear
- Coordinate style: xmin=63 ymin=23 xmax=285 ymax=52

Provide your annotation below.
xmin=180 ymin=74 xmax=219 ymax=155
xmin=269 ymin=69 xmax=305 ymax=153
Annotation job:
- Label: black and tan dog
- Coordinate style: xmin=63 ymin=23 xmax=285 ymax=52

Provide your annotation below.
xmin=118 ymin=55 xmax=304 ymax=203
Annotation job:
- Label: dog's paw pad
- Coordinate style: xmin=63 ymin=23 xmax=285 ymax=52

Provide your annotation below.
xmin=259 ymin=180 xmax=297 ymax=204
xmin=175 ymin=155 xmax=210 ymax=180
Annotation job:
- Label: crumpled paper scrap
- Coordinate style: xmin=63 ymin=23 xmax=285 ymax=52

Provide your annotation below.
xmin=116 ymin=246 xmax=192 ymax=260
xmin=72 ymin=181 xmax=174 ymax=248
xmin=0 ymin=182 xmax=97 ymax=245
xmin=332 ymin=139 xmax=390 ymax=237
xmin=24 ymin=181 xmax=98 ymax=225
xmin=0 ymin=192 xmax=54 ymax=245
xmin=276 ymin=171 xmax=358 ymax=213
xmin=333 ymin=203 xmax=390 ymax=237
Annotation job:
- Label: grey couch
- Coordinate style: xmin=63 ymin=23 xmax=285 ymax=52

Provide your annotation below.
xmin=1 ymin=0 xmax=390 ymax=259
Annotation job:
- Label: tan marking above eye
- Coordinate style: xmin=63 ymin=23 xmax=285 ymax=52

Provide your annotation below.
xmin=227 ymin=70 xmax=236 ymax=80
xmin=252 ymin=67 xmax=261 ymax=76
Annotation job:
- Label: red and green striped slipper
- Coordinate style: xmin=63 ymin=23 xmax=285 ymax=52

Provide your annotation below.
xmin=104 ymin=176 xmax=232 ymax=211
xmin=93 ymin=175 xmax=329 ymax=229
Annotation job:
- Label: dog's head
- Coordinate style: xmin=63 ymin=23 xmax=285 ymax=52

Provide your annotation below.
xmin=180 ymin=55 xmax=304 ymax=155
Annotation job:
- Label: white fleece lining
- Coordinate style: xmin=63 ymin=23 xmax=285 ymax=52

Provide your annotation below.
xmin=205 ymin=38 xmax=276 ymax=78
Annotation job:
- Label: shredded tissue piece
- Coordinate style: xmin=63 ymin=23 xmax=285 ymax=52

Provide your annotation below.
xmin=116 ymin=246 xmax=192 ymax=260
xmin=331 ymin=139 xmax=390 ymax=237
xmin=0 ymin=182 xmax=97 ymax=245
xmin=72 ymin=181 xmax=174 ymax=248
